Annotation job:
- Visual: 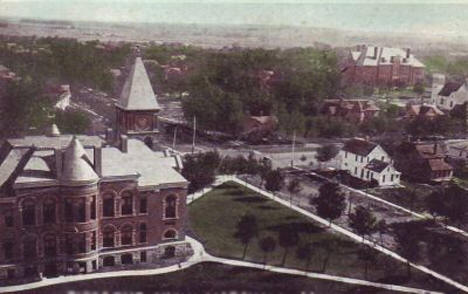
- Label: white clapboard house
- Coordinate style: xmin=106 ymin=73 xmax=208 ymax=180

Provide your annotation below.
xmin=339 ymin=138 xmax=401 ymax=186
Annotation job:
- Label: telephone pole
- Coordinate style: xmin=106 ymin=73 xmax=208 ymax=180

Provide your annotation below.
xmin=191 ymin=116 xmax=196 ymax=154
xmin=291 ymin=130 xmax=296 ymax=168
xmin=172 ymin=126 xmax=178 ymax=149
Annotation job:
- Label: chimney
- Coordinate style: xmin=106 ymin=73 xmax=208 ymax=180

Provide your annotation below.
xmin=94 ymin=145 xmax=102 ymax=176
xmin=54 ymin=149 xmax=63 ymax=179
xmin=406 ymin=48 xmax=410 ymax=58
xmin=374 ymin=46 xmax=378 ymax=59
xmin=120 ymin=135 xmax=128 ymax=153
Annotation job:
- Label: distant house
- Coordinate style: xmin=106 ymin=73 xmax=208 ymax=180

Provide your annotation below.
xmin=395 ymin=141 xmax=453 ymax=182
xmin=0 ymin=65 xmax=17 ymax=81
xmin=405 ymin=103 xmax=444 ymax=120
xmin=342 ymin=45 xmax=425 ymax=86
xmin=431 ymin=73 xmax=446 ymax=104
xmin=436 ymin=80 xmax=468 ymax=111
xmin=339 ymin=138 xmax=401 ymax=186
xmin=242 ymin=115 xmax=278 ymax=137
xmin=321 ymin=99 xmax=380 ymax=123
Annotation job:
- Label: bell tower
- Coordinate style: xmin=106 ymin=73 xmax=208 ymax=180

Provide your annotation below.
xmin=115 ymin=51 xmax=161 ymax=145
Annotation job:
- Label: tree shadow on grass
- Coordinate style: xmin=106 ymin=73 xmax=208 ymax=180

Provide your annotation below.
xmin=258 ymin=205 xmax=281 ymax=210
xmin=233 ymin=196 xmax=268 ymax=203
xmin=266 ymin=222 xmax=324 ymax=234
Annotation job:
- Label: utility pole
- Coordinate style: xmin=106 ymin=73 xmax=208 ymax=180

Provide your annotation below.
xmin=172 ymin=126 xmax=178 ymax=150
xmin=291 ymin=130 xmax=296 ymax=168
xmin=191 ymin=116 xmax=196 ymax=154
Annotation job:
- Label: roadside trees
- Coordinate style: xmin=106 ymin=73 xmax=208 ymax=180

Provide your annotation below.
xmin=278 ymin=227 xmax=299 ymax=265
xmin=394 ymin=224 xmax=422 ymax=278
xmin=182 ymin=151 xmax=221 ymax=193
xmin=258 ymin=236 xmax=276 ymax=266
xmin=265 ymin=169 xmax=285 ymax=195
xmin=287 ymin=178 xmax=302 ymax=205
xmin=348 ymin=205 xmax=378 ymax=242
xmin=315 ymin=144 xmax=339 ymax=168
xmin=296 ymin=242 xmax=314 ymax=271
xmin=235 ymin=213 xmax=258 ymax=259
xmin=312 ymin=182 xmax=346 ymax=226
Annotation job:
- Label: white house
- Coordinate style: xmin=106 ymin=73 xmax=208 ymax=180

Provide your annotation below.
xmin=436 ymin=79 xmax=468 ymax=110
xmin=339 ymin=138 xmax=401 ymax=186
xmin=431 ymin=73 xmax=445 ymax=105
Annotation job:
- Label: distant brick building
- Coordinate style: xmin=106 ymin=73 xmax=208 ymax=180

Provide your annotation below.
xmin=342 ymin=45 xmax=425 ymax=87
xmin=0 ymin=56 xmax=192 ymax=285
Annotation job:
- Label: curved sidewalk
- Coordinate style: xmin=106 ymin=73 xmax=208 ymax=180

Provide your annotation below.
xmin=0 ymin=236 xmax=443 ymax=294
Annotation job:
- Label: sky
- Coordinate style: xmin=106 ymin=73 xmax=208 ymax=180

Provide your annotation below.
xmin=1 ymin=0 xmax=468 ymax=36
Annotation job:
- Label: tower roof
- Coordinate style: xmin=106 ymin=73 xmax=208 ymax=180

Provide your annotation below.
xmin=117 ymin=57 xmax=160 ymax=111
xmin=61 ymin=137 xmax=98 ymax=183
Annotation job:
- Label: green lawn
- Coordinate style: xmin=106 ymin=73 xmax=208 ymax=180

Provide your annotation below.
xmin=188 ymin=182 xmax=454 ymax=292
xmin=24 ymin=263 xmax=381 ymax=294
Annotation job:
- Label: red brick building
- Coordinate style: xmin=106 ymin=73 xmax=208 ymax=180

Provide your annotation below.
xmin=342 ymin=45 xmax=425 ymax=87
xmin=0 ymin=56 xmax=192 ymax=285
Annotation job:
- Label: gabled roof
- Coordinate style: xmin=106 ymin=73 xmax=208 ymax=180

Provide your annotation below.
xmin=342 ymin=138 xmax=378 ymax=156
xmin=438 ymin=82 xmax=464 ymax=97
xmin=61 ymin=137 xmax=98 ymax=183
xmin=117 ymin=57 xmax=160 ymax=111
xmin=365 ymin=159 xmax=389 ymax=173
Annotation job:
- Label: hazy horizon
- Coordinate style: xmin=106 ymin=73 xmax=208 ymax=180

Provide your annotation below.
xmin=1 ymin=1 xmax=468 ymax=38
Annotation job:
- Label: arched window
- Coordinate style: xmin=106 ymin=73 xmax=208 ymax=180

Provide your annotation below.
xmin=43 ymin=234 xmax=56 ymax=257
xmin=103 ymin=194 xmax=115 ymax=217
xmin=22 ymin=200 xmax=36 ymax=226
xmin=121 ymin=192 xmax=133 ymax=215
xmin=139 ymin=223 xmax=147 ymax=243
xmin=76 ymin=199 xmax=86 ymax=222
xmin=121 ymin=225 xmax=133 ymax=246
xmin=103 ymin=226 xmax=115 ymax=248
xmin=164 ymin=195 xmax=177 ymax=219
xmin=43 ymin=199 xmax=56 ymax=224
xmin=163 ymin=229 xmax=177 ymax=240
xmin=23 ymin=235 xmax=37 ymax=260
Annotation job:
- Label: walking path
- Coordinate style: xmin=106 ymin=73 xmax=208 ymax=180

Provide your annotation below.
xmin=0 ymin=236 xmax=443 ymax=294
xmin=206 ymin=175 xmax=468 ymax=293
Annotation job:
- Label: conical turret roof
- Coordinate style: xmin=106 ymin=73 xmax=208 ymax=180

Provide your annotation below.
xmin=117 ymin=57 xmax=160 ymax=111
xmin=61 ymin=137 xmax=98 ymax=183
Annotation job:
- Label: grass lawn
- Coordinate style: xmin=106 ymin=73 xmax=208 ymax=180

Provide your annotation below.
xmin=188 ymin=182 xmax=454 ymax=292
xmin=24 ymin=263 xmax=384 ymax=294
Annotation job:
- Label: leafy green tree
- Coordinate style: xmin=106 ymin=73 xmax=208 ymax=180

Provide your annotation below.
xmin=265 ymin=169 xmax=285 ymax=194
xmin=235 ymin=213 xmax=258 ymax=259
xmin=357 ymin=245 xmax=377 ymax=279
xmin=315 ymin=144 xmax=339 ymax=163
xmin=278 ymin=227 xmax=299 ymax=265
xmin=376 ymin=219 xmax=387 ymax=245
xmin=413 ymin=82 xmax=425 ymax=96
xmin=182 ymin=151 xmax=221 ymax=193
xmin=287 ymin=178 xmax=302 ymax=205
xmin=296 ymin=242 xmax=314 ymax=270
xmin=348 ymin=205 xmax=378 ymax=241
xmin=55 ymin=109 xmax=91 ymax=134
xmin=258 ymin=236 xmax=276 ymax=265
xmin=394 ymin=224 xmax=422 ymax=278
xmin=312 ymin=182 xmax=346 ymax=226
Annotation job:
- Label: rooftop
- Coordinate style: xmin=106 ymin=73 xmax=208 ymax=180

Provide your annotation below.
xmin=351 ymin=46 xmax=425 ymax=68
xmin=342 ymin=138 xmax=378 ymax=157
xmin=438 ymin=82 xmax=464 ymax=97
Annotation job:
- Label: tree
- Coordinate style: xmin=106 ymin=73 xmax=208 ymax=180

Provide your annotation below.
xmin=425 ymin=184 xmax=468 ymax=225
xmin=296 ymin=242 xmax=313 ymax=270
xmin=287 ymin=178 xmax=302 ymax=205
xmin=312 ymin=182 xmax=346 ymax=226
xmin=182 ymin=151 xmax=221 ymax=193
xmin=235 ymin=214 xmax=258 ymax=259
xmin=265 ymin=169 xmax=285 ymax=194
xmin=258 ymin=159 xmax=272 ymax=187
xmin=357 ymin=245 xmax=377 ymax=279
xmin=55 ymin=109 xmax=91 ymax=134
xmin=315 ymin=144 xmax=339 ymax=164
xmin=413 ymin=82 xmax=425 ymax=96
xmin=278 ymin=227 xmax=299 ymax=265
xmin=425 ymin=189 xmax=445 ymax=220
xmin=376 ymin=219 xmax=387 ymax=245
xmin=258 ymin=236 xmax=276 ymax=266
xmin=348 ymin=205 xmax=378 ymax=241
xmin=394 ymin=224 xmax=422 ymax=278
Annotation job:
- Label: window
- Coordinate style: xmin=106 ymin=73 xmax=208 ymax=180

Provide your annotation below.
xmin=91 ymin=231 xmax=96 ymax=250
xmin=65 ymin=235 xmax=73 ymax=254
xmin=103 ymin=256 xmax=115 ymax=267
xmin=121 ymin=194 xmax=133 ymax=215
xmin=164 ymin=195 xmax=177 ymax=219
xmin=140 ymin=251 xmax=147 ymax=262
xmin=103 ymin=196 xmax=114 ymax=217
xmin=22 ymin=200 xmax=35 ymax=226
xmin=140 ymin=197 xmax=147 ymax=213
xmin=76 ymin=199 xmax=86 ymax=222
xmin=355 ymin=155 xmax=358 ymax=161
xmin=139 ymin=223 xmax=147 ymax=243
xmin=366 ymin=170 xmax=370 ymax=179
xmin=90 ymin=196 xmax=96 ymax=220
xmin=163 ymin=229 xmax=177 ymax=240
xmin=23 ymin=236 xmax=37 ymax=260
xmin=77 ymin=234 xmax=86 ymax=253
xmin=360 ymin=157 xmax=363 ymax=163
xmin=450 ymin=101 xmax=454 ymax=108
xmin=121 ymin=254 xmax=133 ymax=265
xmin=354 ymin=167 xmax=357 ymax=175
xmin=3 ymin=241 xmax=13 ymax=260
xmin=381 ymin=156 xmax=385 ymax=161
xmin=65 ymin=200 xmax=73 ymax=222
xmin=43 ymin=199 xmax=56 ymax=224
xmin=440 ymin=98 xmax=444 ymax=105
xmin=391 ymin=174 xmax=394 ymax=181
xmin=121 ymin=225 xmax=133 ymax=246
xmin=103 ymin=226 xmax=115 ymax=248
xmin=382 ymin=175 xmax=386 ymax=182
xmin=44 ymin=234 xmax=56 ymax=257
xmin=4 ymin=211 xmax=13 ymax=227
xmin=344 ymin=152 xmax=348 ymax=159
